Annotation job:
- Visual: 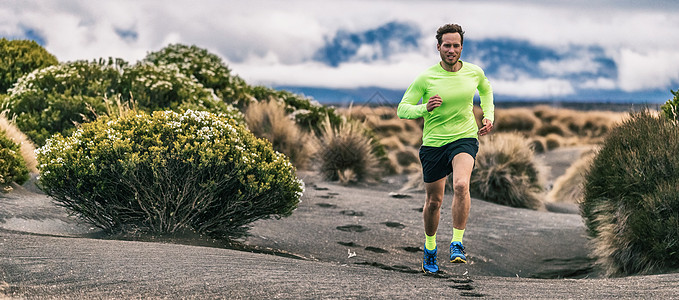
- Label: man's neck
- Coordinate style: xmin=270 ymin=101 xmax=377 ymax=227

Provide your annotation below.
xmin=440 ymin=60 xmax=462 ymax=72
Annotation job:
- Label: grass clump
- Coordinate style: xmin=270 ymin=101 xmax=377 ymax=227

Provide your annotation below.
xmin=494 ymin=108 xmax=541 ymax=132
xmin=245 ymin=100 xmax=315 ymax=170
xmin=0 ymin=112 xmax=37 ymax=173
xmin=548 ymin=149 xmax=595 ymax=203
xmin=316 ymin=116 xmax=380 ymax=185
xmin=36 ymin=110 xmax=303 ymax=239
xmin=470 ymin=132 xmax=544 ymax=210
xmin=581 ymin=111 xmax=679 ymax=276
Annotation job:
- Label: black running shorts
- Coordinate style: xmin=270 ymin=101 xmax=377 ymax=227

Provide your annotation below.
xmin=418 ymin=138 xmax=479 ymax=183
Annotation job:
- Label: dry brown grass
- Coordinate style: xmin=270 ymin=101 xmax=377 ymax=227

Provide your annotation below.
xmin=244 ymin=100 xmax=316 ymax=170
xmin=548 ymin=148 xmax=596 ymax=203
xmin=495 ymin=108 xmax=542 ymax=132
xmin=0 ymin=112 xmax=37 ymax=173
xmin=315 ymin=116 xmax=380 ymax=184
xmin=471 ymin=132 xmax=546 ymax=210
xmin=545 ymin=133 xmax=563 ymax=150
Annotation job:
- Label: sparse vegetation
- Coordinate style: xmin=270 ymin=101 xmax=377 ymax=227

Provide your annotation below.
xmin=470 ymin=132 xmax=545 ymax=210
xmin=581 ymin=111 xmax=679 ymax=276
xmin=36 ymin=110 xmax=303 ymax=239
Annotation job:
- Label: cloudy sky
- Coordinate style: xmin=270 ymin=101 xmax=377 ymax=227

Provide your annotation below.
xmin=2 ymin=0 xmax=679 ymax=103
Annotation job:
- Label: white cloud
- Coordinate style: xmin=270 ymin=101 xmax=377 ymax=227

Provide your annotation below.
xmin=539 ymin=56 xmax=601 ymax=76
xmin=490 ymin=76 xmax=575 ymax=98
xmin=616 ymin=48 xmax=679 ymax=92
xmin=580 ymin=78 xmax=617 ymax=90
xmin=232 ymin=52 xmax=433 ymax=90
xmin=2 ymin=0 xmax=679 ymax=97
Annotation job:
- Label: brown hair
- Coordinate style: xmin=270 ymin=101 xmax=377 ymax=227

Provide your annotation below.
xmin=436 ymin=24 xmax=465 ymax=45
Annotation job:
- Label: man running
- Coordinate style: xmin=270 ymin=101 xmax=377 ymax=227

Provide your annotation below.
xmin=397 ymin=23 xmax=494 ymax=273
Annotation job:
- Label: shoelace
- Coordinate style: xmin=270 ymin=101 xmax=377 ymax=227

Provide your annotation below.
xmin=451 ymin=244 xmax=465 ymax=255
xmin=424 ymin=251 xmax=437 ymax=265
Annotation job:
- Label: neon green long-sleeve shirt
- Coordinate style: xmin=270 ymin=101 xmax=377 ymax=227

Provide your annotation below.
xmin=397 ymin=61 xmax=494 ymax=147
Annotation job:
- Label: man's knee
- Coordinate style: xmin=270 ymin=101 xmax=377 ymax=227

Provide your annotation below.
xmin=425 ymin=194 xmax=443 ymax=210
xmin=453 ymin=178 xmax=469 ymax=194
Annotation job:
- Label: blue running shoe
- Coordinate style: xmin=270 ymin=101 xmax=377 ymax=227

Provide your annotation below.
xmin=450 ymin=241 xmax=467 ymax=263
xmin=422 ymin=244 xmax=439 ymax=273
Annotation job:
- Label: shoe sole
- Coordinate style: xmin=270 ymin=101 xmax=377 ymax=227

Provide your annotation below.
xmin=450 ymin=257 xmax=467 ymax=263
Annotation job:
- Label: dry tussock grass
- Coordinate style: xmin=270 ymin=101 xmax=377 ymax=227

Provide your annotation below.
xmin=471 ymin=132 xmax=546 ymax=210
xmin=0 ymin=112 xmax=37 ymax=173
xmin=548 ymin=148 xmax=596 ymax=203
xmin=495 ymin=108 xmax=541 ymax=132
xmin=316 ymin=116 xmax=380 ymax=184
xmin=495 ymin=105 xmax=626 ymax=146
xmin=245 ymin=100 xmax=315 ymax=170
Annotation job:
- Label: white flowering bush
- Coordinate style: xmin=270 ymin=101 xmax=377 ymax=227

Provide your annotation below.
xmin=36 ymin=110 xmax=303 ymax=239
xmin=119 ymin=62 xmax=242 ymax=119
xmin=1 ymin=60 xmax=243 ymax=146
xmin=0 ymin=128 xmax=29 ymax=191
xmin=1 ymin=61 xmax=119 ymax=145
xmin=0 ymin=38 xmax=58 ymax=94
xmin=144 ymin=44 xmax=251 ymax=107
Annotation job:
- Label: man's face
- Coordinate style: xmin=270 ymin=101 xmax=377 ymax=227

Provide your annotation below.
xmin=437 ymin=32 xmax=463 ymax=67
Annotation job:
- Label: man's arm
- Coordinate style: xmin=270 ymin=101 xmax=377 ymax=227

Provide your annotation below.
xmin=397 ymin=76 xmax=429 ymax=119
xmin=477 ymin=69 xmax=494 ymax=136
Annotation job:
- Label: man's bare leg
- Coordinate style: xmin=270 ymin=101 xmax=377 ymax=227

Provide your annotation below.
xmin=451 ymin=153 xmax=474 ymax=230
xmin=423 ymin=177 xmax=446 ymax=236
xmin=449 ymin=152 xmax=474 ymax=263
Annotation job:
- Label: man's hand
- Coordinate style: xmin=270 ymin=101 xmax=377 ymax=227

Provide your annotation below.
xmin=426 ymin=94 xmax=442 ymax=112
xmin=479 ymin=118 xmax=493 ymax=136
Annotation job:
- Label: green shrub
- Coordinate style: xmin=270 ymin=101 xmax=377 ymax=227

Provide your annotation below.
xmin=36 ymin=110 xmax=303 ymax=239
xmin=316 ymin=116 xmax=380 ymax=184
xmin=661 ymin=89 xmax=679 ymax=122
xmin=144 ymin=44 xmax=252 ymax=107
xmin=470 ymin=132 xmax=544 ymax=210
xmin=119 ymin=62 xmax=242 ymax=119
xmin=0 ymin=128 xmax=29 ymax=191
xmin=581 ymin=111 xmax=679 ymax=276
xmin=1 ymin=61 xmax=122 ymax=145
xmin=2 ymin=60 xmax=242 ymax=146
xmin=0 ymin=38 xmax=58 ymax=94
